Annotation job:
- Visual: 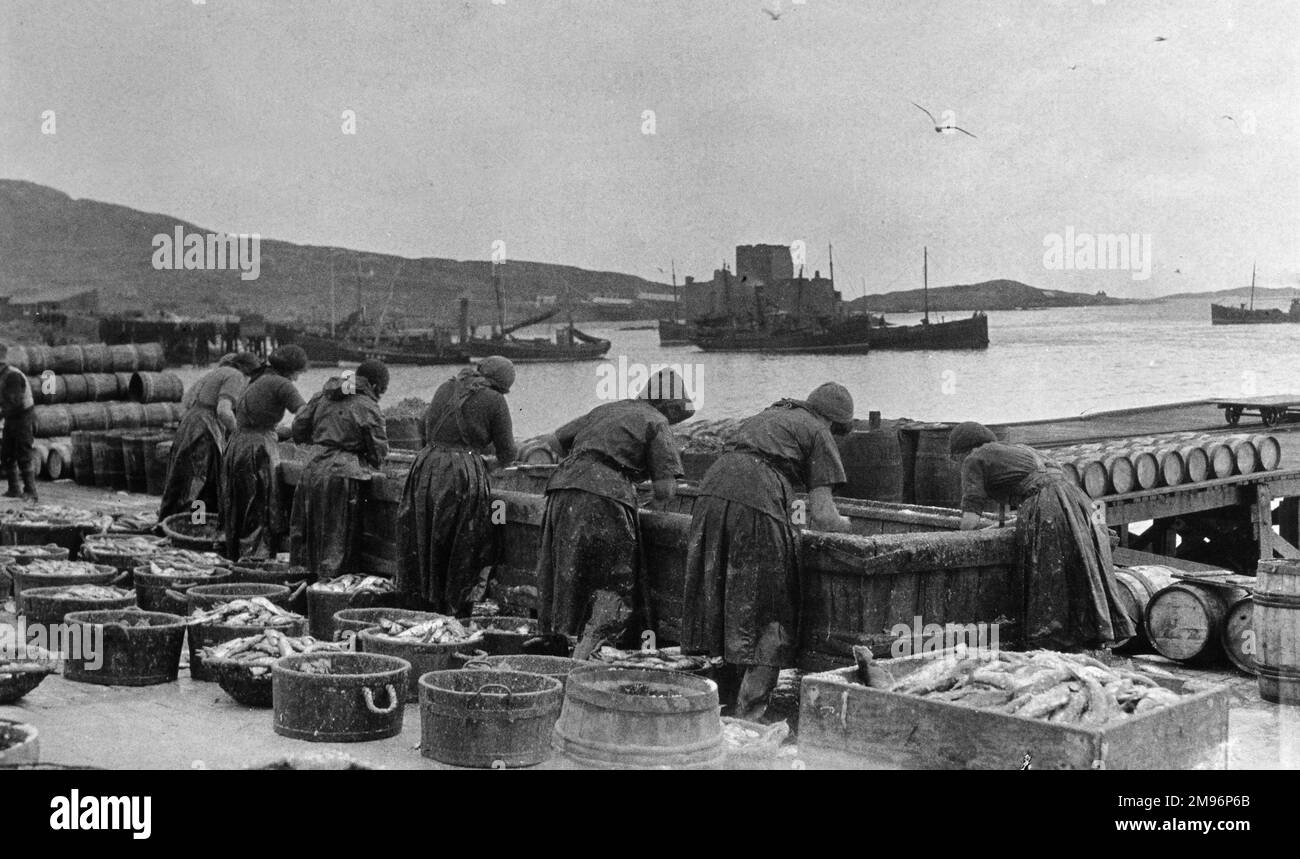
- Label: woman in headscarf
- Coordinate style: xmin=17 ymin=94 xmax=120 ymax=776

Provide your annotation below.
xmin=290 ymin=359 xmax=390 ymax=579
xmin=537 ymin=368 xmax=694 ymax=659
xmin=159 ymin=352 xmax=262 ymax=520
xmin=221 ymin=345 xmax=308 ymax=560
xmin=396 ymin=356 xmax=517 ymax=615
xmin=682 ymin=382 xmax=855 ymax=720
xmin=948 ymin=421 xmax=1136 ymax=650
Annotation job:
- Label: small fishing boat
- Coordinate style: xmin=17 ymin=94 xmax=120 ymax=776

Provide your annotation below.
xmin=1210 ymin=264 xmax=1300 ymax=325
xmin=460 ymin=267 xmax=611 ymax=363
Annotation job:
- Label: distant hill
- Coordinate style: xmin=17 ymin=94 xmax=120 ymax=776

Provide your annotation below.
xmin=847 ymin=278 xmax=1138 ymax=313
xmin=1159 ymin=285 xmax=1300 ymax=301
xmin=0 ymin=179 xmax=669 ymax=325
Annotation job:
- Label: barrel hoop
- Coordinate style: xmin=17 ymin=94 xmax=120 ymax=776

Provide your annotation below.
xmin=1253 ymin=593 xmax=1300 ymax=610
xmin=1256 ymin=666 xmax=1300 ymax=680
xmin=553 ymin=727 xmax=722 ymax=758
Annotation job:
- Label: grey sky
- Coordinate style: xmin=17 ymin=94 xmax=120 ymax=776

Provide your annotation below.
xmin=2 ymin=0 xmax=1294 ymax=299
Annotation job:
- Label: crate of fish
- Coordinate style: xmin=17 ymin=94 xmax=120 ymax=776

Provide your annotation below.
xmin=798 ymin=648 xmax=1231 ymax=770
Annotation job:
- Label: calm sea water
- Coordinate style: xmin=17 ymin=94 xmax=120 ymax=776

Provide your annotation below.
xmin=170 ymin=297 xmax=1300 ymax=439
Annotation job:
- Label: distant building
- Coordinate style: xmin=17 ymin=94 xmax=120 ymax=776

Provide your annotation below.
xmin=0 ymin=287 xmax=99 ymax=322
xmin=680 ymin=246 xmax=841 ymax=324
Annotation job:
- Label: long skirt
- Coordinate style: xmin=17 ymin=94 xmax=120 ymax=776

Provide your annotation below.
xmin=1018 ymin=476 xmax=1137 ymax=650
xmin=220 ymin=428 xmax=282 ymax=561
xmin=681 ymin=495 xmax=799 ymax=667
xmin=159 ymin=408 xmax=223 ymax=520
xmin=290 ymin=451 xmax=368 ymax=580
xmin=396 ymin=446 xmax=494 ymax=614
xmin=536 ymin=488 xmax=640 ymax=654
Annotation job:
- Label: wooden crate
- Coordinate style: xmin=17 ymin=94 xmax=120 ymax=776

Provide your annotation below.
xmin=798 ymin=657 xmax=1230 ymax=770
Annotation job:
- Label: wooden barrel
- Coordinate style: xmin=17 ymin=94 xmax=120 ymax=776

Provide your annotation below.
xmin=129 ymin=371 xmax=185 ymax=404
xmin=84 ymin=373 xmax=118 ymax=402
xmin=45 ymin=439 xmax=72 ymax=481
xmin=108 ymin=344 xmax=141 ymax=372
xmin=1129 ymin=451 xmax=1160 ymax=490
xmin=147 ymin=439 xmax=173 ymax=495
xmin=28 ymin=373 xmax=59 ymax=405
xmin=141 ymin=402 xmax=175 ymax=426
xmin=1220 ymin=596 xmax=1256 ymax=675
xmin=1254 ymin=560 xmax=1300 ymax=705
xmin=50 ymin=345 xmax=83 ymax=374
xmin=121 ymin=432 xmax=149 ymax=493
xmin=1059 ymin=461 xmax=1080 ymax=488
xmin=837 ymin=428 xmax=904 ymax=503
xmin=31 ymin=439 xmax=51 ymax=479
xmin=1101 ymin=454 xmax=1135 ymax=495
xmin=169 ymin=402 xmax=186 ymax=422
xmin=1073 ymin=458 xmax=1110 ymax=498
xmin=1155 ymin=449 xmax=1183 ymax=487
xmin=1112 ymin=565 xmax=1179 ymax=653
xmin=91 ymin=430 xmax=127 ymax=490
xmin=386 ymin=416 xmax=423 ymax=451
xmin=1145 ymin=581 xmax=1248 ymax=664
xmin=1227 ymin=438 xmax=1257 ymax=476
xmin=70 ymin=431 xmax=96 ymax=486
xmin=1250 ymin=435 xmax=1282 ymax=471
xmin=114 ymin=371 xmax=134 ymax=398
xmin=419 ymin=669 xmax=564 ymax=767
xmin=1204 ymin=442 xmax=1235 ymax=478
xmin=68 ymin=402 xmax=110 ymax=431
xmin=31 ymin=405 xmax=73 ymax=438
xmin=79 ymin=344 xmax=110 ymax=373
xmin=106 ymin=402 xmax=145 ymax=429
xmin=133 ymin=343 xmax=166 ymax=372
xmin=913 ymin=425 xmax=962 ymax=508
xmin=552 ymin=666 xmax=725 ymax=769
xmin=273 ymin=652 xmax=407 ymax=741
xmin=1176 ymin=445 xmax=1209 ymax=483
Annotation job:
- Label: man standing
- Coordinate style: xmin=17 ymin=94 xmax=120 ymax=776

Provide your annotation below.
xmin=0 ymin=345 xmax=38 ymax=502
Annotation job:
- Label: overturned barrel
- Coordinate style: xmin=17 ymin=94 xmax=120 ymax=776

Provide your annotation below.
xmin=128 ymin=372 xmax=185 ymax=404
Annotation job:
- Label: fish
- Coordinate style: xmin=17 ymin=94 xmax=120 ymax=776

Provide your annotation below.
xmin=1016 ymin=684 xmax=1072 ymax=719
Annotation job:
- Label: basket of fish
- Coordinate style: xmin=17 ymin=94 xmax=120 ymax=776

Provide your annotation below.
xmin=356 ymin=615 xmax=485 ymax=701
xmin=468 ymin=616 xmax=540 ymax=656
xmin=798 ymin=647 xmax=1232 ymax=770
xmin=0 ymin=505 xmax=108 ymax=560
xmin=159 ymin=512 xmax=224 ymax=553
xmin=18 ymin=584 xmax=136 ymax=626
xmin=273 ymin=652 xmax=411 ymax=742
xmin=8 ymin=559 xmax=120 ymax=602
xmin=78 ymin=533 xmax=166 ymax=574
xmin=306 ymin=574 xmax=399 ymax=640
xmin=62 ymin=609 xmax=186 ymax=686
xmin=205 ymin=630 xmax=352 ymax=707
xmin=132 ymin=560 xmax=234 ymax=613
xmin=0 ymin=647 xmax=60 ymax=705
xmin=186 ymin=597 xmax=308 ymax=682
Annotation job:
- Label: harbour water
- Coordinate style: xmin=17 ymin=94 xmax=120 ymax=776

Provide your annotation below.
xmin=170 ymin=297 xmax=1300 ymax=439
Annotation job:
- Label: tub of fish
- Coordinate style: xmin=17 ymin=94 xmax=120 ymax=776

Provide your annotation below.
xmin=587 ymin=646 xmax=733 ymax=699
xmin=79 ymin=533 xmax=166 ymax=575
xmin=62 ymin=609 xmax=186 ymax=686
xmin=159 ymin=512 xmax=224 ymax=553
xmin=356 ymin=615 xmax=485 ymax=701
xmin=132 ymin=561 xmax=234 ymax=613
xmin=306 ymin=574 xmax=399 ymax=641
xmin=420 ymin=669 xmax=564 ymax=768
xmin=273 ymin=652 xmax=411 ymax=743
xmin=0 ymin=505 xmax=109 ymax=560
xmin=798 ymin=647 xmax=1232 ymax=770
xmin=468 ymin=616 xmax=540 ymax=656
xmin=0 ymin=647 xmax=60 ymax=705
xmin=186 ymin=598 xmax=308 ymax=682
xmin=107 ymin=511 xmax=159 ymax=535
xmin=231 ymin=558 xmax=315 ymax=613
xmin=8 ymin=559 xmax=121 ymax=602
xmin=332 ymin=607 xmax=442 ymax=642
xmin=204 ymin=630 xmax=352 ymax=707
xmin=464 ymin=654 xmax=583 ymax=690
xmin=183 ymin=582 xmax=293 ymax=615
xmin=18 ymin=584 xmax=136 ymax=627
xmin=0 ymin=719 xmax=40 ymax=767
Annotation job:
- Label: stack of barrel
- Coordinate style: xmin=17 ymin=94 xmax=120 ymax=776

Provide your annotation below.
xmin=1042 ymin=431 xmax=1282 ymax=499
xmin=5 ymin=343 xmax=184 ymax=494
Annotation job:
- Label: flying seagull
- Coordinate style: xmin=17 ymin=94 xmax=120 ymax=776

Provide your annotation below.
xmin=1221 ymin=114 xmax=1235 ymax=121
xmin=1153 ymin=36 xmax=1168 ymax=42
xmin=910 ymin=102 xmax=977 ymax=138
xmin=762 ymin=7 xmax=783 ymax=20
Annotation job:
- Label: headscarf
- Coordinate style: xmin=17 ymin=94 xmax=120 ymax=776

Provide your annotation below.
xmin=268 ymin=344 xmax=308 ymax=375
xmin=637 ymin=368 xmax=695 ymax=424
xmin=949 ymin=421 xmax=998 ymax=457
xmin=805 ymin=382 xmax=854 ymax=425
xmin=219 ymin=352 xmax=263 ymax=375
xmin=356 ymin=359 xmax=389 ymax=396
xmin=476 ymin=355 xmax=516 ymax=394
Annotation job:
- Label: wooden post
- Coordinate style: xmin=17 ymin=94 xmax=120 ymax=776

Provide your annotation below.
xmin=1254 ymin=483 xmax=1274 ymax=561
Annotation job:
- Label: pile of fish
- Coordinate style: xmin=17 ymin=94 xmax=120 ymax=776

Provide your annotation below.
xmin=109 ymin=512 xmax=159 ymax=534
xmin=0 ymin=505 xmax=109 ymax=528
xmin=189 ymin=598 xmax=304 ymax=628
xmin=877 ymin=650 xmax=1184 ymax=724
xmin=82 ymin=534 xmax=163 ymax=556
xmin=470 ymin=618 xmax=535 ymax=636
xmin=591 ymin=646 xmax=724 ymax=672
xmin=203 ymin=631 xmax=350 ymax=675
xmin=1 ymin=545 xmax=67 ymax=560
xmin=35 ymin=584 xmax=132 ymax=601
xmin=368 ymin=615 xmax=481 ymax=645
xmin=382 ymin=397 xmax=428 ymax=420
xmin=296 ymin=657 xmax=342 ymax=675
xmin=674 ymin=418 xmax=744 ymax=453
xmin=141 ymin=550 xmax=228 ymax=578
xmin=14 ymin=560 xmax=108 ymax=577
xmin=312 ymin=574 xmax=394 ymax=594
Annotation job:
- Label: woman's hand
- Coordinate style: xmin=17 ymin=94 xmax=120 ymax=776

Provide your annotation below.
xmin=960 ymin=511 xmax=993 ymax=531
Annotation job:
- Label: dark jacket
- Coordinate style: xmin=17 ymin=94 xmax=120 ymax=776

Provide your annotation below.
xmin=292 ymin=375 xmax=389 ymax=474
xmin=0 ymin=364 xmax=34 ymax=419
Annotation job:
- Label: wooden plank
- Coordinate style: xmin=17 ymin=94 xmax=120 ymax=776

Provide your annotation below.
xmin=1255 ymin=483 xmax=1274 ymax=561
xmin=1112 ymin=546 xmax=1230 ymax=573
xmin=1271 ymin=533 xmax=1300 ymax=560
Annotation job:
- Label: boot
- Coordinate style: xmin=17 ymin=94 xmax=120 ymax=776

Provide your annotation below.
xmin=20 ymin=465 xmax=38 ymax=503
xmin=4 ymin=465 xmax=20 ymax=498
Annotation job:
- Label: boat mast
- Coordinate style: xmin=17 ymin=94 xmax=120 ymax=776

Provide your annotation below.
xmin=329 ymin=255 xmax=336 ymax=337
xmin=671 ymin=259 xmax=678 ymax=321
xmin=923 ymin=246 xmax=930 ymax=324
xmin=492 ymin=262 xmax=507 ymax=336
xmin=828 ymin=243 xmax=835 ymax=288
xmin=1250 ymin=262 xmax=1256 ymax=311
